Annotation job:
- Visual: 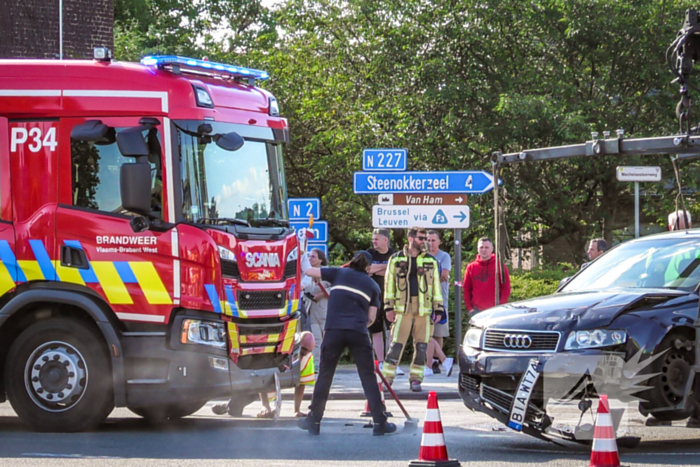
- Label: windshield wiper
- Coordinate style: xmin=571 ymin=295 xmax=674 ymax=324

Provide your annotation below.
xmin=200 ymin=217 xmax=251 ymax=227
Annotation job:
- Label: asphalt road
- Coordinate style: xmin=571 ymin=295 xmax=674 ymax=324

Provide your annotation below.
xmin=1 ymin=398 xmax=700 ymax=466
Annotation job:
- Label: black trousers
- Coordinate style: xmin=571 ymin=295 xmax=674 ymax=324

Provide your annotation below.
xmin=309 ymin=329 xmax=387 ymax=424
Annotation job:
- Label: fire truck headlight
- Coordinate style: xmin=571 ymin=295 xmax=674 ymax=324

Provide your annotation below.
xmin=286 ymin=247 xmax=298 ymax=262
xmin=181 ymin=319 xmax=227 ymax=349
xmin=218 ymin=246 xmax=236 ymax=262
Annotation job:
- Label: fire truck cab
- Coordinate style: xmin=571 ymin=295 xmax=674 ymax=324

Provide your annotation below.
xmin=0 ymin=52 xmax=301 ymax=431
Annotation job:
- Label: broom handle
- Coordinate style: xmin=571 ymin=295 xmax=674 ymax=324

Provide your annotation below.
xmin=374 ymin=361 xmax=412 ymax=420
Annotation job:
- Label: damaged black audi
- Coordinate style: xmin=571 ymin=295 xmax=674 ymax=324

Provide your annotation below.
xmin=458 ymin=229 xmax=700 ymax=442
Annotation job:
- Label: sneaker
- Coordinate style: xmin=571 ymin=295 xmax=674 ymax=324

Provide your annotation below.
xmin=396 ymin=365 xmax=405 ymax=376
xmin=297 ymin=415 xmax=320 ymax=435
xmin=410 ymin=380 xmax=422 ymax=392
xmin=373 ymin=421 xmax=398 ymax=436
xmin=442 ymin=357 xmax=454 ymax=376
xmin=432 ymin=361 xmax=441 ymax=374
xmin=423 ymin=366 xmax=434 ymax=377
xmin=211 ymin=403 xmax=228 ymax=415
xmin=378 ymin=362 xmax=384 ymax=371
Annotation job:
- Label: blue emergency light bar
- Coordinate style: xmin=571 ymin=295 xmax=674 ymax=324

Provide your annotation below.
xmin=140 ymin=55 xmax=269 ymax=81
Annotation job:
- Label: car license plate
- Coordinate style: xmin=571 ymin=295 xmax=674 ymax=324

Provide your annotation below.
xmin=507 ymin=358 xmax=540 ymax=431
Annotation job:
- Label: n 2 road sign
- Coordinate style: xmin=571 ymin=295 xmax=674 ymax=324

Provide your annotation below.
xmin=372 ymin=205 xmax=470 ymax=229
xmin=307 ymin=243 xmax=328 ymax=258
xmin=354 ymin=171 xmax=496 ymax=194
xmin=288 ymin=198 xmax=321 ymax=220
xmin=291 ymin=220 xmax=328 ymax=243
xmin=362 ymin=149 xmax=407 ymax=171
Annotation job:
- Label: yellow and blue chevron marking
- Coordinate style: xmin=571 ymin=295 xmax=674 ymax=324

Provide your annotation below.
xmin=0 ymin=239 xmax=171 ymax=305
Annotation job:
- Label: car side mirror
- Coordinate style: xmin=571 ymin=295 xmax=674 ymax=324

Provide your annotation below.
xmin=557 ymin=277 xmax=571 ymax=291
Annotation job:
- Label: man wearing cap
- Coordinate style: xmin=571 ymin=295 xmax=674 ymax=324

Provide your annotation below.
xmin=297 ymin=249 xmax=397 ymax=436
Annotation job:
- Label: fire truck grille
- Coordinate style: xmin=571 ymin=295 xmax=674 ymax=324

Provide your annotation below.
xmin=284 ymin=260 xmax=297 ymax=278
xmin=483 ymin=329 xmax=560 ymax=352
xmin=237 ymin=323 xmax=286 ymax=336
xmin=221 ymin=259 xmax=240 ymax=279
xmin=237 ymin=290 xmax=286 ymax=310
xmin=240 ymin=342 xmax=277 ymax=349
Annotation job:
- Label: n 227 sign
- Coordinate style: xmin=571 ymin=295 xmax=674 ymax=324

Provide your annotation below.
xmin=10 ymin=123 xmax=58 ymax=153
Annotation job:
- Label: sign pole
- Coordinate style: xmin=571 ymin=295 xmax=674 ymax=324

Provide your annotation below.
xmin=635 ymin=181 xmax=640 ymax=238
xmin=453 ymin=228 xmax=462 ymax=371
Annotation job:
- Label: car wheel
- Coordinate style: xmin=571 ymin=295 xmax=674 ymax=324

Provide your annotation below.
xmin=4 ymin=317 xmax=114 ymax=432
xmin=129 ymin=400 xmax=208 ymax=423
xmin=640 ymin=332 xmax=695 ymax=421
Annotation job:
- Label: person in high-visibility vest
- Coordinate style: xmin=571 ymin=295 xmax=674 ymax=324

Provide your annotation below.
xmin=382 ymin=226 xmax=444 ymax=393
xmin=256 ymin=331 xmax=316 ymax=418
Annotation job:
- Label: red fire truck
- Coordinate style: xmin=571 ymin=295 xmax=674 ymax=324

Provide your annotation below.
xmin=0 ymin=50 xmax=302 ymax=431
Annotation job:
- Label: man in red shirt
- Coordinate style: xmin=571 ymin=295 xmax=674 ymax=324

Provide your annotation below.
xmin=462 ymin=237 xmax=511 ymax=313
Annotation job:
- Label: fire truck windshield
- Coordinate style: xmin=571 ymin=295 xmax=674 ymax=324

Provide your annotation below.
xmin=175 ymin=120 xmax=288 ymax=226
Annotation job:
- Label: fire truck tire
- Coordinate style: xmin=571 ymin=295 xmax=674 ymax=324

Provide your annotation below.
xmin=4 ymin=317 xmax=114 ymax=432
xmin=640 ymin=331 xmax=695 ymax=421
xmin=129 ymin=400 xmax=207 ymax=423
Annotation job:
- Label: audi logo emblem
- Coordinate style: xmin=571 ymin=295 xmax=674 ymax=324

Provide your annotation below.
xmin=503 ymin=334 xmax=533 ymax=349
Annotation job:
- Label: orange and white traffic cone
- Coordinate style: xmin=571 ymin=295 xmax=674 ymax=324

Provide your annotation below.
xmin=361 ymin=361 xmax=392 ymax=417
xmin=589 ymin=395 xmax=621 ymax=467
xmin=408 ymin=391 xmax=460 ymax=467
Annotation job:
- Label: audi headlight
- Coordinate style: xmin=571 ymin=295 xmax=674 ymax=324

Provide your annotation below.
xmin=463 ymin=327 xmax=483 ymax=349
xmin=218 ymin=246 xmax=236 ymax=262
xmin=181 ymin=319 xmax=227 ymax=349
xmin=564 ymin=329 xmax=627 ymax=350
xmin=286 ymin=246 xmax=298 ymax=262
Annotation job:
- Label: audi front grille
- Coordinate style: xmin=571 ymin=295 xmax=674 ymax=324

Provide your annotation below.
xmin=483 ymin=329 xmax=561 ymax=352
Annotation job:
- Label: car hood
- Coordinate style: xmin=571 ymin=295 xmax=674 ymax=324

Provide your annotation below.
xmin=470 ymin=289 xmax=690 ymax=332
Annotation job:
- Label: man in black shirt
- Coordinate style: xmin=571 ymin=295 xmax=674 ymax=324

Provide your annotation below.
xmin=297 ymin=250 xmax=397 ymax=436
xmin=367 ymin=228 xmax=396 ymax=367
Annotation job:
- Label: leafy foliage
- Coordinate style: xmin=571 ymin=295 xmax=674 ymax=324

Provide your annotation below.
xmin=115 ymin=0 xmax=700 ymax=264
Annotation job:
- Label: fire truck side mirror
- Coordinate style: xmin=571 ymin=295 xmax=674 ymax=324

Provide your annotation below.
xmin=116 ymin=126 xmax=150 ymax=158
xmin=120 ymin=162 xmax=152 ymax=219
xmin=213 ymin=131 xmax=244 ymax=151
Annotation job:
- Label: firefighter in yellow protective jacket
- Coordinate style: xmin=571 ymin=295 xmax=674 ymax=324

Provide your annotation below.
xmin=382 ymin=227 xmax=444 ymax=392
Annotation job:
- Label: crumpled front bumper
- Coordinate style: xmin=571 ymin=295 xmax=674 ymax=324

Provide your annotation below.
xmin=457 ymin=345 xmax=615 ymax=437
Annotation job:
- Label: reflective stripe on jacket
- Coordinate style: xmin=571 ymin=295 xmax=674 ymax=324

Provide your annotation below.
xmin=384 ymin=247 xmax=444 ymax=316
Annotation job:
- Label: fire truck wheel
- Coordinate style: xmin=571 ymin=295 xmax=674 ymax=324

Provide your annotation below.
xmin=129 ymin=400 xmax=207 ymax=423
xmin=640 ymin=331 xmax=695 ymax=421
xmin=4 ymin=317 xmax=114 ymax=432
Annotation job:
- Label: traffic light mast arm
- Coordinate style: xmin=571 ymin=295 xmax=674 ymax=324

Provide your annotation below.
xmin=492 ymin=133 xmax=700 ymax=166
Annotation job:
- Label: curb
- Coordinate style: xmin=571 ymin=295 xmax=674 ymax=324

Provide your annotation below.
xmin=283 ymin=391 xmax=461 ymax=402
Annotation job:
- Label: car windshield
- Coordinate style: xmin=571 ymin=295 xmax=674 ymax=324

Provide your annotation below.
xmin=562 ymin=237 xmax=700 ymax=293
xmin=175 ymin=120 xmax=287 ymax=226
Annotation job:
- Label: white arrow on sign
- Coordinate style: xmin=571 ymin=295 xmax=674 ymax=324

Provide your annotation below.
xmin=372 ymin=205 xmax=470 ymax=229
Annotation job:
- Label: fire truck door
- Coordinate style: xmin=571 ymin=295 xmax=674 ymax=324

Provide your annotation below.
xmin=0 ymin=117 xmax=17 ymax=298
xmin=9 ymin=120 xmax=59 ymax=287
xmin=56 ymin=118 xmax=177 ymax=325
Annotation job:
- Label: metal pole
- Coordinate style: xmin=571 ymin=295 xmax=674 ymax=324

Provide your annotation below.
xmin=59 ymin=0 xmax=63 ymax=60
xmin=635 ymin=181 xmax=640 ymax=238
xmin=453 ymin=228 xmax=462 ymax=373
xmin=493 ymin=161 xmax=500 ymax=306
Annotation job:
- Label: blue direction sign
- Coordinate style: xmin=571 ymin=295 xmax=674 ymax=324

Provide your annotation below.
xmin=362 ymin=149 xmax=408 ymax=171
xmin=354 ymin=171 xmax=496 ymax=194
xmin=288 ymin=198 xmax=321 ymax=220
xmin=291 ymin=220 xmax=328 ymax=243
xmin=307 ymin=243 xmax=328 ymax=258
